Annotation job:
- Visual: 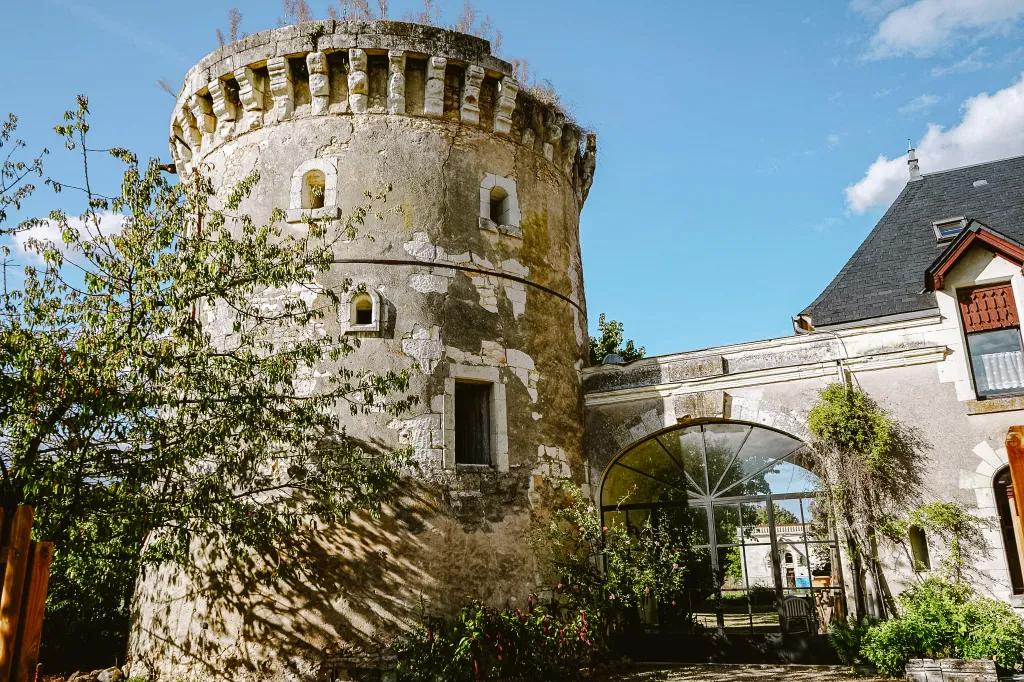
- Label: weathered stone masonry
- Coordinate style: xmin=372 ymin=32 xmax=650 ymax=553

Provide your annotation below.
xmin=132 ymin=21 xmax=597 ymax=682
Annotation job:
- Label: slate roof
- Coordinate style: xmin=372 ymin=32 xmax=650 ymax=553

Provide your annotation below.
xmin=801 ymin=155 xmax=1024 ymax=328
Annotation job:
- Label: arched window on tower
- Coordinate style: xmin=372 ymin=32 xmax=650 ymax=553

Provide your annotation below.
xmin=995 ymin=466 xmax=1024 ymax=594
xmin=353 ymin=292 xmax=373 ymax=326
xmin=287 ymin=159 xmax=339 ymax=223
xmin=340 ymin=285 xmax=384 ymax=335
xmin=303 ymin=170 xmax=326 ymax=210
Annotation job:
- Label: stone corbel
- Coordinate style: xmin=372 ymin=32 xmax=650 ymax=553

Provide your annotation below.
xmin=207 ymin=79 xmax=238 ymax=140
xmin=348 ymin=49 xmax=369 ymax=113
xmin=460 ymin=65 xmax=484 ymax=125
xmin=188 ymin=94 xmax=215 ymax=150
xmin=234 ymin=66 xmax=265 ymax=129
xmin=307 ymin=51 xmax=330 ymax=116
xmin=493 ymin=77 xmax=519 ymax=135
xmin=267 ymin=57 xmax=294 ymax=123
xmin=388 ymin=51 xmax=406 ymax=115
xmin=424 ymin=56 xmax=446 ymax=117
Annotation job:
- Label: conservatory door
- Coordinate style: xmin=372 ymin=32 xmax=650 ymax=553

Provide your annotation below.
xmin=600 ymin=420 xmax=847 ymax=636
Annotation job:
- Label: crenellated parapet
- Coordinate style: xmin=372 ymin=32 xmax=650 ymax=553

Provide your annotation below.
xmin=168 ymin=20 xmax=596 ymax=201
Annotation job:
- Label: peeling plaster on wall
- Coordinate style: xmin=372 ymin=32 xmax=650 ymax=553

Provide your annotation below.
xmin=401 ymin=233 xmax=535 ymax=317
xmin=532 ymin=412 xmax=542 ymax=421
xmin=468 ymin=273 xmax=500 ymax=313
xmin=409 ymin=272 xmax=452 ymax=294
xmin=401 ymin=324 xmax=443 ymax=372
xmin=534 ymin=445 xmax=571 ymax=479
xmin=387 ymin=413 xmax=443 ymax=466
xmin=506 ymin=349 xmax=540 ymax=403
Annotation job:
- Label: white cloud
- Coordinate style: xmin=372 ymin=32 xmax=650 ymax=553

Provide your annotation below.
xmin=872 ymin=87 xmax=898 ymax=98
xmin=851 ymin=0 xmax=906 ymax=19
xmin=866 ymin=0 xmax=1024 ymax=59
xmin=931 ymin=47 xmax=990 ymax=76
xmin=827 ymin=133 xmax=848 ymax=149
xmin=12 ymin=211 xmax=126 ymax=261
xmin=845 ymin=74 xmax=1024 ymax=213
xmin=898 ymin=93 xmax=940 ymax=113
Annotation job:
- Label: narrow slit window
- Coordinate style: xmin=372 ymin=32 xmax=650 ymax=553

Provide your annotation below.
xmin=353 ymin=294 xmax=373 ymax=326
xmin=909 ymin=525 xmax=931 ymax=571
xmin=455 ymin=381 xmax=491 ymax=465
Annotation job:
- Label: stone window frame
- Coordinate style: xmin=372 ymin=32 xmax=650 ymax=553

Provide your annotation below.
xmin=287 ymin=158 xmax=341 ymax=223
xmin=443 ymin=363 xmax=509 ymax=472
xmin=478 ymin=173 xmax=522 ymax=238
xmin=339 ymin=284 xmax=385 ymax=334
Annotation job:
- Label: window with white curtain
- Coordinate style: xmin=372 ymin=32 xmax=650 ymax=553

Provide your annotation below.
xmin=959 ymin=284 xmax=1024 ymax=398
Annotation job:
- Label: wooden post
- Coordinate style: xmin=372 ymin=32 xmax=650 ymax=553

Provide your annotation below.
xmin=12 ymin=542 xmax=51 ymax=682
xmin=1005 ymin=427 xmax=1024 ymax=523
xmin=0 ymin=507 xmax=33 ymax=681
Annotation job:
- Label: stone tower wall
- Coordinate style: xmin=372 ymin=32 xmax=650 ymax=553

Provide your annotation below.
xmin=130 ymin=21 xmax=596 ymax=682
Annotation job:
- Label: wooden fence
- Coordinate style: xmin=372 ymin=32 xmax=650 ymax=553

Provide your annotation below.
xmin=0 ymin=507 xmax=53 ymax=682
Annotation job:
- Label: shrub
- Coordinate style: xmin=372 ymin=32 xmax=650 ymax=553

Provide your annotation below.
xmin=828 ymin=616 xmax=875 ymax=666
xmin=858 ymin=577 xmax=1024 ymax=676
xmin=395 ymin=597 xmax=604 ymax=682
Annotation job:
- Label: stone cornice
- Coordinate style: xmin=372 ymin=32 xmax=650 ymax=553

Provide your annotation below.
xmin=584 ymin=345 xmax=949 ymax=408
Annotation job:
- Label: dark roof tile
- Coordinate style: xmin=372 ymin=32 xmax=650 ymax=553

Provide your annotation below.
xmin=802 ymin=155 xmax=1024 ymax=327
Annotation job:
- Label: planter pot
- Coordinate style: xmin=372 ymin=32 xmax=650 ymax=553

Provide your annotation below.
xmin=905 ymin=658 xmax=997 ymax=682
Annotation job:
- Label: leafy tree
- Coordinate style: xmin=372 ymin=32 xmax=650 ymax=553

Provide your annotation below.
xmin=588 ymin=314 xmax=645 ymax=365
xmin=806 ymin=384 xmax=927 ymax=618
xmin=0 ymin=98 xmax=412 ymax=669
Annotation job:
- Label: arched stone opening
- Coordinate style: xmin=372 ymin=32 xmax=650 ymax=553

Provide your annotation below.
xmin=599 ymin=419 xmax=847 ymax=638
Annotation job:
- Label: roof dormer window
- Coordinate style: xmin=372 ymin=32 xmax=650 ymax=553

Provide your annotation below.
xmin=933 ymin=216 xmax=967 ymax=243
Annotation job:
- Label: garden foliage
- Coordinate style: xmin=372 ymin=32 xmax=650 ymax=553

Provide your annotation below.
xmin=858 ymin=578 xmax=1024 ymax=676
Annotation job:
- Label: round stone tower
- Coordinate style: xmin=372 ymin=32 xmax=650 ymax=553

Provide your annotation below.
xmin=129 ymin=20 xmax=597 ymax=681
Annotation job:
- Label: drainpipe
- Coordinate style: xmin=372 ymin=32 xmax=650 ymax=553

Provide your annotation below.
xmin=792 ymin=315 xmax=848 ymax=387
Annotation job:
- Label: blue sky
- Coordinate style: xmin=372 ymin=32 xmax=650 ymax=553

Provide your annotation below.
xmin=2 ymin=0 xmax=1024 ymax=356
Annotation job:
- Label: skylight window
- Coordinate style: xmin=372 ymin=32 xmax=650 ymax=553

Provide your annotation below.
xmin=933 ymin=216 xmax=967 ymax=243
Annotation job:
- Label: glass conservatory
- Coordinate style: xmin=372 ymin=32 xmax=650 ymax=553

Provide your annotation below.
xmin=600 ymin=419 xmax=847 ymax=636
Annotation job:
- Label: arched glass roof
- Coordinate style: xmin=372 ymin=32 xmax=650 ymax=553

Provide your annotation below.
xmin=600 ymin=420 xmax=817 ymax=508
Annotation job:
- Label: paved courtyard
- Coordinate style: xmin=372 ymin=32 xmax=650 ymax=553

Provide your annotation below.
xmin=607 ymin=665 xmax=884 ymax=681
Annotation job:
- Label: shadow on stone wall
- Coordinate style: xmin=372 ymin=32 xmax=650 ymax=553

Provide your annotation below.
xmin=128 ymin=457 xmax=542 ymax=681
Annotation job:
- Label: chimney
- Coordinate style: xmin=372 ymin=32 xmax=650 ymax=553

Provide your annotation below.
xmin=907 ymin=140 xmax=922 ymax=181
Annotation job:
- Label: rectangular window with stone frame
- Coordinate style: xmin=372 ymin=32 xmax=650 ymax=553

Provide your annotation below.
xmin=455 ymin=381 xmax=491 ymax=465
xmin=959 ymin=283 xmax=1024 ymax=398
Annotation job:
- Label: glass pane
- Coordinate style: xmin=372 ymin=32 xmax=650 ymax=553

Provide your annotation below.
xmin=604 ymin=510 xmax=627 ymax=534
xmin=601 ymin=462 xmax=687 ymax=507
xmin=657 ymin=427 xmax=709 ymax=495
xmin=739 ymin=500 xmax=770 ymax=544
xmin=716 ymin=426 xmax=807 ymax=498
xmin=743 ymin=542 xmax=776 ymax=591
xmin=765 ymin=460 xmax=820 ymax=495
xmin=713 ymin=504 xmax=745 ymax=548
xmin=703 ymin=423 xmax=752 ymax=495
xmin=718 ymin=546 xmax=744 ymax=590
xmin=967 ymin=328 xmax=1024 ymax=397
xmin=659 ymin=504 xmax=709 ymax=547
xmin=719 ymin=590 xmax=753 ymax=634
xmin=617 ymin=437 xmax=692 ymax=498
xmin=627 ymin=507 xmax=651 ymax=533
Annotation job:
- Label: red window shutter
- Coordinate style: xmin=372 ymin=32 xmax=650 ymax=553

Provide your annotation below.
xmin=959 ymin=284 xmax=1020 ymax=332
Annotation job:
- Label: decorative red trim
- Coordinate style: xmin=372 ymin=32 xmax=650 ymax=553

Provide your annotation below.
xmin=958 ymin=284 xmax=1019 ymax=332
xmin=926 ymin=227 xmax=1024 ymax=291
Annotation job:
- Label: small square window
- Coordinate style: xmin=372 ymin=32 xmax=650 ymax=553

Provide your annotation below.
xmin=933 ymin=216 xmax=967 ymax=243
xmin=455 ymin=381 xmax=491 ymax=465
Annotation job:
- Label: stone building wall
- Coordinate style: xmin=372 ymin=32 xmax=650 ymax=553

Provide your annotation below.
xmin=583 ymin=313 xmax=1024 ymax=614
xmin=130 ymin=21 xmax=596 ymax=682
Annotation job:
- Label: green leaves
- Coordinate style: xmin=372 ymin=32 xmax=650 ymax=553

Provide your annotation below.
xmin=1 ymin=99 xmax=411 ymax=668
xmin=588 ymin=313 xmax=645 ymax=365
